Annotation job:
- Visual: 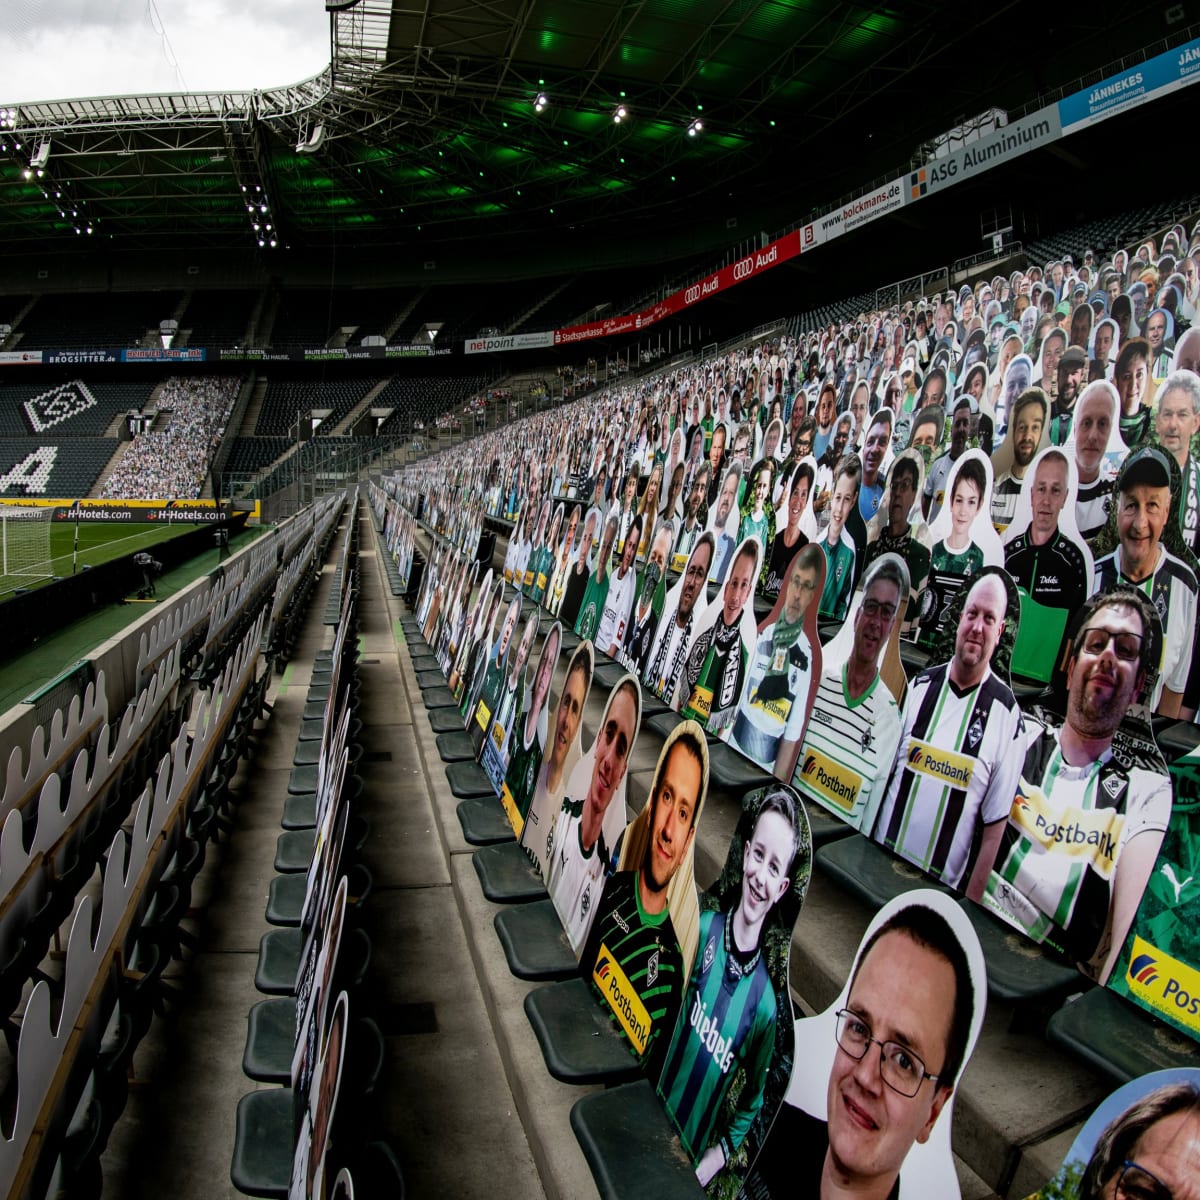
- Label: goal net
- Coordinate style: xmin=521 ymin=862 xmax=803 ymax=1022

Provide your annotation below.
xmin=0 ymin=507 xmax=54 ymax=592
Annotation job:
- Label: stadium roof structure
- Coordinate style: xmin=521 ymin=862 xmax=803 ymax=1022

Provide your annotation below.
xmin=0 ymin=0 xmax=1172 ymax=258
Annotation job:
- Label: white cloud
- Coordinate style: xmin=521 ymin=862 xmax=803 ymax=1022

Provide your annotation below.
xmin=0 ymin=0 xmax=331 ymax=103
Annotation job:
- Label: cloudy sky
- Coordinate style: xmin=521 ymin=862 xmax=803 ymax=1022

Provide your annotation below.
xmin=1 ymin=0 xmax=332 ymax=103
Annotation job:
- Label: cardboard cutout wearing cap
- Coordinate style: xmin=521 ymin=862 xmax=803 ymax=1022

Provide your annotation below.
xmin=1088 ymin=444 xmax=1200 ymax=715
xmin=748 ymin=890 xmax=987 ymax=1200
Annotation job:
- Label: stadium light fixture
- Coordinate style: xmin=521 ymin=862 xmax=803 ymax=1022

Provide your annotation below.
xmin=30 ymin=141 xmax=50 ymax=171
xmin=613 ymin=104 xmax=628 ymax=124
xmin=687 ymin=118 xmax=704 ymax=137
xmin=533 ymin=92 xmax=549 ymax=113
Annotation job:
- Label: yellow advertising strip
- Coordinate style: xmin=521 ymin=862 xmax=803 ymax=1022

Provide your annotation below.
xmin=1124 ymin=935 xmax=1200 ymax=1037
xmin=500 ymin=782 xmax=523 ymax=838
xmin=592 ymin=943 xmax=651 ymax=1054
xmin=905 ymin=739 xmax=974 ymax=789
xmin=0 ymin=497 xmax=262 ymax=518
xmin=798 ymin=746 xmax=863 ymax=815
xmin=1009 ymin=785 xmax=1124 ymax=879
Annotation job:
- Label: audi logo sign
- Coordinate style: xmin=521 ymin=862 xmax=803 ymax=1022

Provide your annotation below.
xmin=685 ymin=285 xmax=701 ymax=304
xmin=732 ymin=257 xmax=756 ymax=281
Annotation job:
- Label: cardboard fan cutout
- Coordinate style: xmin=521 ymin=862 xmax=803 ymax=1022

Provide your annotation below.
xmin=728 ymin=540 xmax=825 ymax=780
xmin=1026 ymin=1068 xmax=1200 ymax=1200
xmin=798 ymin=552 xmax=911 ymax=834
xmin=874 ymin=566 xmax=1027 ymax=901
xmin=677 ymin=534 xmax=763 ymax=741
xmin=1001 ymin=445 xmax=1094 ymax=683
xmin=578 ymin=721 xmax=710 ymax=1079
xmin=980 ymin=586 xmax=1172 ymax=984
xmin=747 ymin=891 xmax=987 ymax=1200
xmin=656 ymin=783 xmax=812 ymax=1196
xmin=915 ymin=449 xmax=1003 ymax=649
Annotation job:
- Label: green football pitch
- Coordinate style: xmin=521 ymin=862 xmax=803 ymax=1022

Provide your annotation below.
xmin=0 ymin=521 xmax=207 ymax=598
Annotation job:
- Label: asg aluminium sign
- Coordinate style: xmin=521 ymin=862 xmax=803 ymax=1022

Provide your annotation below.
xmin=906 ymin=106 xmax=1062 ymax=203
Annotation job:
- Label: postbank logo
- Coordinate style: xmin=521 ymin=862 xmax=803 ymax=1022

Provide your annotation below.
xmin=1124 ymin=936 xmax=1200 ymax=1035
xmin=906 ymin=740 xmax=973 ymax=788
xmin=799 ymin=747 xmax=863 ymax=814
xmin=593 ymin=944 xmax=651 ymax=1053
xmin=1008 ymin=783 xmax=1124 ymax=878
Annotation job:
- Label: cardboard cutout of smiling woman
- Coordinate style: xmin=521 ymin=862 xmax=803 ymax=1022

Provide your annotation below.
xmin=547 ymin=673 xmax=643 ymax=955
xmin=747 ymin=891 xmax=986 ymax=1200
xmin=655 ymin=785 xmax=811 ymax=1197
xmin=1002 ymin=445 xmax=1094 ymax=684
xmin=678 ymin=535 xmax=763 ymax=742
xmin=522 ymin=640 xmax=595 ymax=878
xmin=1026 ymin=1069 xmax=1200 ymax=1200
xmin=729 ymin=541 xmax=826 ymax=781
xmin=915 ymin=449 xmax=1003 ymax=649
xmin=578 ymin=721 xmax=710 ymax=1080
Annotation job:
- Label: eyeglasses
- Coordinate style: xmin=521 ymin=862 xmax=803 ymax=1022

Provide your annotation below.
xmin=1115 ymin=1160 xmax=1174 ymax=1200
xmin=1079 ymin=627 xmax=1144 ymax=662
xmin=860 ymin=598 xmax=898 ymax=621
xmin=834 ymin=1009 xmax=938 ymax=1097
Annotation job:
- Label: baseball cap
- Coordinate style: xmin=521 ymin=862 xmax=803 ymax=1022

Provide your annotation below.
xmin=1059 ymin=346 xmax=1087 ymax=371
xmin=1120 ymin=445 xmax=1172 ymax=491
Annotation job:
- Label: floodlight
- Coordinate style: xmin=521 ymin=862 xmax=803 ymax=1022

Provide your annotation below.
xmin=687 ymin=118 xmax=704 ymax=137
xmin=533 ymin=92 xmax=548 ymax=112
xmin=30 ymin=141 xmax=49 ymax=170
xmin=613 ymin=104 xmax=628 ymax=124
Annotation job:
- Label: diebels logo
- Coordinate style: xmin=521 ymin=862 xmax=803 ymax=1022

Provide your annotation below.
xmin=688 ymin=990 xmax=735 ymax=1074
xmin=906 ymin=740 xmax=973 ymax=788
xmin=1124 ymin=935 xmax=1200 ymax=1036
xmin=593 ymin=944 xmax=651 ymax=1053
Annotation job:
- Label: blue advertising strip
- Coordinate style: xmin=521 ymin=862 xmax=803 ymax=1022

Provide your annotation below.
xmin=1059 ymin=36 xmax=1200 ymax=133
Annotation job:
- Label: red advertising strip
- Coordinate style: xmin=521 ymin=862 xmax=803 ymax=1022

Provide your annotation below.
xmin=553 ymin=230 xmax=802 ymax=346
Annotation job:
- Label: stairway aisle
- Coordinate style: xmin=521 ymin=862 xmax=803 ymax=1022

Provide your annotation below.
xmin=98 ymin=499 xmax=544 ymax=1200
